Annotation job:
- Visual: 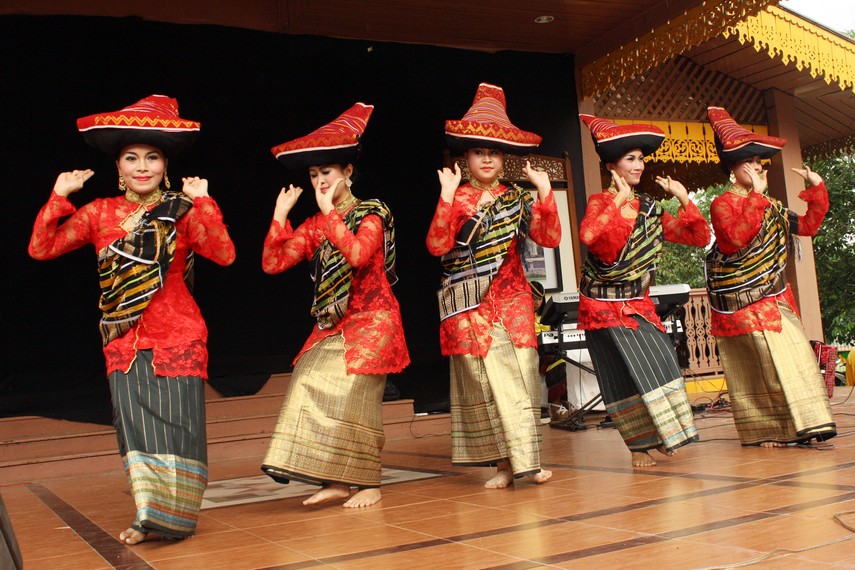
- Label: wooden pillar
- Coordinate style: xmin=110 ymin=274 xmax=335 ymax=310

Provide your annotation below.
xmin=763 ymin=89 xmax=824 ymax=341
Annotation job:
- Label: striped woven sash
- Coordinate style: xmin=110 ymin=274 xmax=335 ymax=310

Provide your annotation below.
xmin=437 ymin=184 xmax=533 ymax=320
xmin=97 ymin=193 xmax=194 ymax=345
xmin=706 ymin=199 xmax=797 ymax=314
xmin=580 ymin=194 xmax=664 ymax=300
xmin=310 ymin=198 xmax=396 ymax=329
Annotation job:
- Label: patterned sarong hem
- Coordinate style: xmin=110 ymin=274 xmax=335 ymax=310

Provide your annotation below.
xmin=124 ymin=451 xmax=207 ymax=537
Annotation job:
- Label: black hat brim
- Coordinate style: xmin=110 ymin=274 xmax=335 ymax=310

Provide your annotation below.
xmin=595 ymin=133 xmax=664 ymax=164
xmin=714 ymin=134 xmax=782 ymax=173
xmin=274 ymin=146 xmax=360 ymax=170
xmin=82 ymin=129 xmax=199 ymax=157
xmin=445 ymin=134 xmax=538 ymax=156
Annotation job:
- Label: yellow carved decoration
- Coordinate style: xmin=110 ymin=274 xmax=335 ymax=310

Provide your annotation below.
xmin=725 ymin=5 xmax=855 ymax=92
xmin=612 ymin=119 xmax=768 ymax=164
xmin=581 ymin=0 xmax=778 ymax=99
xmin=804 ymin=135 xmax=855 ymax=162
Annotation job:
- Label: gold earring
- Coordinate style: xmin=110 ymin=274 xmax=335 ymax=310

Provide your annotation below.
xmin=728 ymin=171 xmax=736 ymax=184
xmin=118 ymin=174 xmax=127 ymax=192
xmin=164 ymin=172 xmax=171 ymax=190
xmin=345 ymin=177 xmax=353 ymax=188
xmin=608 ymin=177 xmax=617 ymax=192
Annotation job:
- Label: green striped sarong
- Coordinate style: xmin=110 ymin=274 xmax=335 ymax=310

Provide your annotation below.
xmin=109 ymin=349 xmax=207 ymax=538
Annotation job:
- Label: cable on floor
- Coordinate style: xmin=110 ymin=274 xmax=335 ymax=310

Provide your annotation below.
xmin=694 ymin=509 xmax=855 ymax=570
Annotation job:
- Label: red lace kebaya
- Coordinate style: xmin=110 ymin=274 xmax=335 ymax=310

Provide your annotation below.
xmin=29 ymin=192 xmax=236 ymax=377
xmin=708 ymin=183 xmax=828 ymax=337
xmin=426 ymin=184 xmax=561 ymax=357
xmin=262 ymin=208 xmax=409 ymax=374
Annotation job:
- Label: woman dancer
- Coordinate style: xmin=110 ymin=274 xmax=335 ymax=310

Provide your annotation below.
xmin=428 ymin=83 xmax=560 ymax=488
xmin=261 ymin=103 xmax=409 ymax=508
xmin=578 ymin=114 xmax=709 ymax=467
xmin=29 ymin=95 xmax=235 ymax=543
xmin=705 ymin=106 xmax=835 ymax=446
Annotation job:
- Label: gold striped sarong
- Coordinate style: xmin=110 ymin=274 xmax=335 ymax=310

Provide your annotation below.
xmin=716 ymin=302 xmax=836 ymax=445
xmin=450 ymin=326 xmax=543 ymax=477
xmin=262 ymin=335 xmax=386 ymax=488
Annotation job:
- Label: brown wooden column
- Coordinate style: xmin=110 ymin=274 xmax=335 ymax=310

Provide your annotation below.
xmin=763 ymin=88 xmax=824 ymax=341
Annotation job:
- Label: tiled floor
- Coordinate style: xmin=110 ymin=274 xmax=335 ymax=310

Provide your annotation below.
xmin=3 ymin=389 xmax=855 ymax=569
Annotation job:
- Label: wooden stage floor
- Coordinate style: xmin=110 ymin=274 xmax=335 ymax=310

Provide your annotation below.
xmin=3 ymin=387 xmax=855 ymax=569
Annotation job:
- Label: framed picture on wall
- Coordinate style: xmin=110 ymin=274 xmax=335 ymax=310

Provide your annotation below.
xmin=521 ymin=237 xmax=562 ymax=292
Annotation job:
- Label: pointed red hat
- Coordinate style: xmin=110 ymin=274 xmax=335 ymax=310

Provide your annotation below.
xmin=77 ymin=95 xmax=200 ymax=156
xmin=579 ymin=114 xmax=665 ymax=164
xmin=707 ymin=106 xmax=787 ymax=167
xmin=271 ymin=102 xmax=374 ymax=169
xmin=445 ymin=83 xmax=541 ymax=154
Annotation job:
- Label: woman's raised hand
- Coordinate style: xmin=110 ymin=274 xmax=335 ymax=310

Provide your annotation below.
xmin=273 ymin=184 xmax=303 ymax=224
xmin=523 ymin=161 xmax=552 ymax=199
xmin=791 ymin=165 xmax=823 ymax=187
xmin=437 ymin=162 xmax=462 ymax=203
xmin=743 ymin=164 xmax=768 ymax=194
xmin=654 ymin=175 xmax=690 ymax=206
xmin=316 ymin=178 xmax=342 ymax=216
xmin=182 ymin=177 xmax=209 ymax=199
xmin=609 ymin=169 xmax=633 ymax=205
xmin=53 ymin=169 xmax=94 ymax=197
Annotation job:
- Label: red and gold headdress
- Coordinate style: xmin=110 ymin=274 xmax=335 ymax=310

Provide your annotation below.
xmin=707 ymin=106 xmax=787 ymax=169
xmin=445 ymin=83 xmax=541 ymax=154
xmin=77 ymin=95 xmax=200 ymax=156
xmin=271 ymin=102 xmax=374 ymax=170
xmin=579 ymin=114 xmax=665 ymax=164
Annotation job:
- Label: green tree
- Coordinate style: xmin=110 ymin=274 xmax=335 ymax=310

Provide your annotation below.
xmin=810 ymin=154 xmax=855 ymax=344
xmin=656 ymin=185 xmax=724 ymax=288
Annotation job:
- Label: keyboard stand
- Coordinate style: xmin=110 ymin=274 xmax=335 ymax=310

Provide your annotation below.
xmin=550 ymin=338 xmax=601 ymax=432
xmin=550 ymin=391 xmax=603 ymax=431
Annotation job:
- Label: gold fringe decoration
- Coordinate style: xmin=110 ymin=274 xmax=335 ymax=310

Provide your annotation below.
xmin=581 ymin=0 xmax=778 ymax=99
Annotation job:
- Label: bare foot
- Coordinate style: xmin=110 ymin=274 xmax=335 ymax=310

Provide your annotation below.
xmin=485 ymin=468 xmax=514 ymax=489
xmin=656 ymin=445 xmax=675 ymax=457
xmin=119 ymin=527 xmax=147 ymax=545
xmin=632 ymin=451 xmax=656 ymax=467
xmin=759 ymin=441 xmax=788 ymax=448
xmin=344 ymin=488 xmax=381 ymax=508
xmin=527 ymin=469 xmax=552 ymax=484
xmin=303 ymin=483 xmax=351 ymax=506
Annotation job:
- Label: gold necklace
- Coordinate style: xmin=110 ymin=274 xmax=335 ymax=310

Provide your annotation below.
xmin=606 ymin=186 xmax=636 ymax=205
xmin=727 ymin=183 xmax=751 ymax=197
xmin=469 ymin=177 xmax=500 ymax=192
xmin=335 ymin=192 xmax=360 ymax=213
xmin=125 ymin=187 xmax=163 ymax=205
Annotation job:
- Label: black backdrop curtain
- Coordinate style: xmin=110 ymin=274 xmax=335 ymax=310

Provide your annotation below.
xmin=0 ymin=14 xmax=581 ymax=421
